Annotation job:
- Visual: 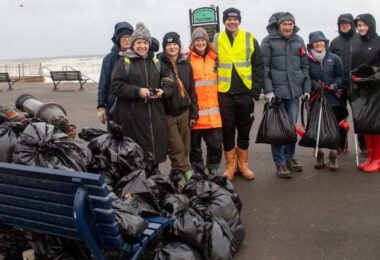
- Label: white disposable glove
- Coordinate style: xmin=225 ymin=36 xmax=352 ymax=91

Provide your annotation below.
xmin=264 ymin=92 xmax=275 ymax=103
xmin=301 ymin=93 xmax=310 ymax=101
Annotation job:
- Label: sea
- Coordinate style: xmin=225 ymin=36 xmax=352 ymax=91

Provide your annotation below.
xmin=0 ymin=55 xmax=104 ymax=83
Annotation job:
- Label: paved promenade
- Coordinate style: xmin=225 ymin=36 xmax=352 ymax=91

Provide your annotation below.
xmin=1 ymin=82 xmax=380 ymax=260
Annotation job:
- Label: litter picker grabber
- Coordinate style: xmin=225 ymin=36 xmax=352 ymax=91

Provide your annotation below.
xmin=314 ymin=88 xmax=324 ymax=158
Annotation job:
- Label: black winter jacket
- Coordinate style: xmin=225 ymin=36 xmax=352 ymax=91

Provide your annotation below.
xmin=352 ymin=13 xmax=380 ymax=69
xmin=111 ymin=50 xmax=169 ymax=164
xmin=158 ymin=53 xmax=199 ymax=120
xmin=261 ymin=12 xmax=311 ymax=100
xmin=330 ymin=14 xmax=359 ymax=86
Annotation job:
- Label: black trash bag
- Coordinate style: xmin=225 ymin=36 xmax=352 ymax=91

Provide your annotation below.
xmin=149 ymin=175 xmax=179 ymax=201
xmin=24 ymin=231 xmax=91 ymax=260
xmin=115 ymin=169 xmax=161 ymax=216
xmin=299 ymin=94 xmax=340 ymax=149
xmin=183 ymin=173 xmax=213 ymax=200
xmin=183 ymin=172 xmax=245 ymax=249
xmin=202 ymin=186 xmax=245 ymax=249
xmin=0 ymin=225 xmax=29 ymax=260
xmin=350 ymin=64 xmax=380 ymax=134
xmin=207 ymin=217 xmax=235 ymax=260
xmin=184 ymin=172 xmax=242 ymax=214
xmin=160 ymin=194 xmax=190 ymax=218
xmin=12 ymin=122 xmax=92 ymax=171
xmin=211 ymin=175 xmax=242 ymax=214
xmin=169 ymin=207 xmax=208 ymax=251
xmin=0 ymin=112 xmax=8 ymax=124
xmin=78 ymin=127 xmax=107 ymax=142
xmin=109 ymin=192 xmax=148 ymax=240
xmin=154 ymin=241 xmax=203 ymax=260
xmin=0 ymin=121 xmax=25 ymax=163
xmin=86 ymin=122 xmax=145 ymax=186
xmin=98 ymin=164 xmax=120 ymax=189
xmin=168 ymin=168 xmax=187 ymax=191
xmin=256 ymin=101 xmax=297 ymax=145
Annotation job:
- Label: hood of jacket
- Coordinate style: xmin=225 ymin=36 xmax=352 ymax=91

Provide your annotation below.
xmin=307 ymin=31 xmax=330 ymax=51
xmin=337 ymin=13 xmax=355 ymax=37
xmin=110 ymin=22 xmax=134 ymax=52
xmin=354 ymin=13 xmax=377 ymax=40
xmin=266 ymin=12 xmax=300 ymax=38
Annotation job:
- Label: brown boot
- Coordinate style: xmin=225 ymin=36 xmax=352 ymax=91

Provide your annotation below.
xmin=236 ymin=148 xmax=256 ymax=180
xmin=223 ymin=148 xmax=237 ymax=181
xmin=329 ymin=150 xmax=339 ymax=171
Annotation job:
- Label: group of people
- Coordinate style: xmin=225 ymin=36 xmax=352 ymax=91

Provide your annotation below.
xmin=96 ymin=7 xmax=380 ymax=182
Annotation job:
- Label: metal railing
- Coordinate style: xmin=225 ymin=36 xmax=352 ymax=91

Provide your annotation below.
xmin=0 ymin=63 xmax=42 ymax=77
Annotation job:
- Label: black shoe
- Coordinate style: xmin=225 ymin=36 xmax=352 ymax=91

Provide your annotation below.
xmin=276 ymin=165 xmax=291 ymax=179
xmin=329 ymin=150 xmax=339 ymax=171
xmin=286 ymin=159 xmax=303 ymax=172
xmin=314 ymin=151 xmax=325 ymax=169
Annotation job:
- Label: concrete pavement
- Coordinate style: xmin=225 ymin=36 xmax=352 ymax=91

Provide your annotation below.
xmin=1 ymin=82 xmax=380 ymax=260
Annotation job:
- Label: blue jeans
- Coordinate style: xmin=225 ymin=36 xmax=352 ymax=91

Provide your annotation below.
xmin=271 ymin=99 xmax=299 ymax=166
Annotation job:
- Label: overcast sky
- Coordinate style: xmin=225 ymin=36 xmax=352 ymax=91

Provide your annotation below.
xmin=0 ymin=0 xmax=378 ymax=60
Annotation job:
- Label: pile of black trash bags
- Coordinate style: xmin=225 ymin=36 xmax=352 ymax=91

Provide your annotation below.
xmin=0 ymin=117 xmax=246 ymax=260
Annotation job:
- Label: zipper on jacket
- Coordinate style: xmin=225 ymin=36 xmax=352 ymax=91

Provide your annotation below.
xmin=144 ymin=58 xmax=156 ymax=162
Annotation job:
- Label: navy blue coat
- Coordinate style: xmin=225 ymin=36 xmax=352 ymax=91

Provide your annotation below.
xmin=97 ymin=22 xmax=133 ymax=117
xmin=261 ymin=12 xmax=311 ymax=100
xmin=308 ymin=50 xmax=343 ymax=107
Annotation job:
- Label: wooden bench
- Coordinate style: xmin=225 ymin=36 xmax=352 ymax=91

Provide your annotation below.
xmin=0 ymin=162 xmax=172 ymax=260
xmin=0 ymin=72 xmax=17 ymax=90
xmin=50 ymin=71 xmax=87 ymax=90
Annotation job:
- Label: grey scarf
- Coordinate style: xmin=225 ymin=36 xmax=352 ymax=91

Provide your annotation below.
xmin=311 ymin=48 xmax=326 ymax=63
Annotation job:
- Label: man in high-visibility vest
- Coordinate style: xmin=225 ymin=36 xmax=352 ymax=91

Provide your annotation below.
xmin=214 ymin=7 xmax=264 ymax=181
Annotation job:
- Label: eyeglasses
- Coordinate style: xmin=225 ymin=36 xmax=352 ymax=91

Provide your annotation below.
xmin=120 ymin=35 xmax=131 ymax=40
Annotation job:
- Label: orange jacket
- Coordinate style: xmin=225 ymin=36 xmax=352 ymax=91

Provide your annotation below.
xmin=189 ymin=49 xmax=222 ymax=130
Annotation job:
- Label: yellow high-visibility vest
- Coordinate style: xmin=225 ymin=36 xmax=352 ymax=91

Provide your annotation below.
xmin=216 ymin=29 xmax=254 ymax=92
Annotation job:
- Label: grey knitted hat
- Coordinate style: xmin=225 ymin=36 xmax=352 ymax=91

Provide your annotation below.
xmin=191 ymin=28 xmax=209 ymax=44
xmin=131 ymin=22 xmax=152 ymax=47
xmin=277 ymin=12 xmax=295 ymax=25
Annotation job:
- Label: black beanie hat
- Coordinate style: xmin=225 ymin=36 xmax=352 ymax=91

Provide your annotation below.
xmin=162 ymin=32 xmax=181 ymax=49
xmin=223 ymin=7 xmax=241 ymax=24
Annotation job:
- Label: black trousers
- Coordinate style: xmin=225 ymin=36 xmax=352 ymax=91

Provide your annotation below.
xmin=218 ymin=93 xmax=255 ymax=151
xmin=190 ymin=128 xmax=223 ymax=169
